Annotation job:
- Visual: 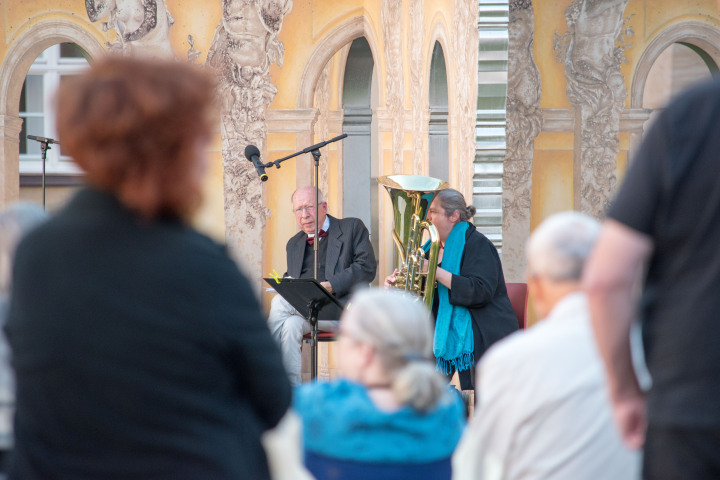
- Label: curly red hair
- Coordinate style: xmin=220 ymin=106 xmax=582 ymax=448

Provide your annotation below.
xmin=56 ymin=56 xmax=216 ymax=220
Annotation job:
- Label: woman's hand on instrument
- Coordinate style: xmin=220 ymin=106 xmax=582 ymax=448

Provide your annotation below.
xmin=384 ymin=269 xmax=399 ymax=288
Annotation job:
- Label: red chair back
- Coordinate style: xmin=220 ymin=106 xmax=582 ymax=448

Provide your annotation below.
xmin=505 ymin=282 xmax=528 ymax=329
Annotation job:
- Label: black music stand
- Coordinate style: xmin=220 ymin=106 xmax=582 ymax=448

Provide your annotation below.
xmin=264 ymin=278 xmax=344 ymax=381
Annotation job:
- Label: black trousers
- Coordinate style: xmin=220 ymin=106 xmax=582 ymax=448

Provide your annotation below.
xmin=643 ymin=424 xmax=720 ymax=479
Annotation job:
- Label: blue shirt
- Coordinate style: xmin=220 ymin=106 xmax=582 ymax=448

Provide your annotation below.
xmin=294 ymin=379 xmax=465 ymax=463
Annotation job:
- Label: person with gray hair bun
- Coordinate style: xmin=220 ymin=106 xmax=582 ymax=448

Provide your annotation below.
xmin=453 ymin=211 xmax=640 ymax=480
xmin=0 ymin=202 xmax=48 ymax=473
xmin=386 ymin=188 xmax=517 ymax=393
xmin=293 ymin=288 xmax=465 ymax=480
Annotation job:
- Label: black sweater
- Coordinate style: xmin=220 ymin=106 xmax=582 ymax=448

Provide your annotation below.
xmin=6 ymin=188 xmax=291 ymax=480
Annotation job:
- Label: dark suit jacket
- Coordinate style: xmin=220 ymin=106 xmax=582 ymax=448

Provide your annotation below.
xmin=285 ymin=215 xmax=377 ymax=303
xmin=6 ymin=188 xmax=291 ymax=480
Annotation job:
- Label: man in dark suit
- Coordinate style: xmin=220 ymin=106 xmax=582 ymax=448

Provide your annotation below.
xmin=268 ymin=186 xmax=377 ymax=385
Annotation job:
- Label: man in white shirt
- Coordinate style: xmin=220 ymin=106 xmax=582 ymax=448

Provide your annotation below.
xmin=453 ymin=211 xmax=639 ymax=480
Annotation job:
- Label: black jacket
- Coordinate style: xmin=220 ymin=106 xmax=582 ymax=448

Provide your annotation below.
xmin=6 ymin=188 xmax=291 ymax=480
xmin=285 ymin=215 xmax=377 ymax=303
xmin=433 ymin=223 xmax=518 ymax=389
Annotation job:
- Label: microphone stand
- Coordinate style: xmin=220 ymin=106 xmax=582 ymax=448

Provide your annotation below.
xmin=259 ymin=133 xmax=347 ymax=380
xmin=40 ymin=141 xmax=48 ymax=210
xmin=27 ymin=136 xmax=57 ymax=210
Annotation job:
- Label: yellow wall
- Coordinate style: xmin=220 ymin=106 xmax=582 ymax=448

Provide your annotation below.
xmin=529 ymin=0 xmax=720 ymax=232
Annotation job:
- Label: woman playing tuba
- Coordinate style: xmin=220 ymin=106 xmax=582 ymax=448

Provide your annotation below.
xmin=385 ymin=188 xmax=518 ymax=392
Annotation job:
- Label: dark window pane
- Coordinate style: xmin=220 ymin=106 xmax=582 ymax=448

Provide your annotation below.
xmin=60 ymin=43 xmax=86 ymax=59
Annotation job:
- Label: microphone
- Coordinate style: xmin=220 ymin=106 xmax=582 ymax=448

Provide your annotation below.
xmin=244 ymin=144 xmax=268 ymax=182
xmin=27 ymin=134 xmax=60 ymax=145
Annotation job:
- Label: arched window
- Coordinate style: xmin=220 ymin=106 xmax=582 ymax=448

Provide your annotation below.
xmin=341 ymin=37 xmax=378 ymax=258
xmin=19 ymin=43 xmax=89 ymax=176
xmin=428 ymin=42 xmax=449 ymax=181
xmin=643 ymin=42 xmax=717 ymax=130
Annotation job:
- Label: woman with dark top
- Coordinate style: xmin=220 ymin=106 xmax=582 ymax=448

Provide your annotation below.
xmin=386 ymin=188 xmax=518 ymax=391
xmin=4 ymin=57 xmax=291 ymax=480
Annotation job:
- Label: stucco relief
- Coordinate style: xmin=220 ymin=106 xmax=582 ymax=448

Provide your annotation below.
xmin=85 ymin=0 xmax=175 ymax=58
xmin=382 ymin=0 xmax=405 ymax=173
xmin=206 ymin=0 xmax=292 ymax=279
xmin=409 ymin=0 xmax=426 ymax=175
xmin=502 ymin=0 xmax=542 ymax=281
xmin=554 ymin=0 xmax=633 ymax=218
xmin=313 ymin=60 xmax=332 ymax=195
xmin=452 ymin=0 xmax=479 ymax=193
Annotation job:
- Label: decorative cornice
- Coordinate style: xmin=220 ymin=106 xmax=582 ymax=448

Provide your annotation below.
xmin=541 ymin=108 xmax=652 ymax=133
xmin=266 ymin=108 xmax=319 ymax=132
xmin=374 ymin=108 xmax=414 ymax=131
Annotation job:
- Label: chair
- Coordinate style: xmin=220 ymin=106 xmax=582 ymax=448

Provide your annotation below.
xmin=302 ymin=330 xmax=336 ymax=380
xmin=505 ymin=282 xmax=528 ymax=329
xmin=305 ymin=451 xmax=451 ymax=480
xmin=303 ymin=331 xmax=336 ymax=342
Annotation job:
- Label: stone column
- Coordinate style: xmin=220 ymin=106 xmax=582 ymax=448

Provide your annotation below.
xmin=0 ymin=115 xmax=22 ymax=207
xmin=502 ymin=0 xmax=542 ymax=282
xmin=556 ymin=0 xmax=632 ymax=218
xmin=206 ymin=0 xmax=292 ymax=287
xmin=381 ymin=0 xmax=405 ymax=174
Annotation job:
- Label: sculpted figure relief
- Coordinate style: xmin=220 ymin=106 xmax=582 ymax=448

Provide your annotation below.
xmin=452 ymin=0 xmax=479 ymax=191
xmin=381 ymin=0 xmax=405 ymax=173
xmin=502 ymin=0 xmax=542 ymax=281
xmin=85 ymin=0 xmax=175 ymax=58
xmin=555 ymin=0 xmax=633 ymax=217
xmin=206 ymin=0 xmax=292 ymax=277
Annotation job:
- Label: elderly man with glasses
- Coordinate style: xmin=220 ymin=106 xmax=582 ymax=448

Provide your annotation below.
xmin=267 ymin=186 xmax=377 ymax=385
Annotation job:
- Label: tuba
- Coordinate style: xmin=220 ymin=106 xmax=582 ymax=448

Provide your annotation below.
xmin=378 ymin=175 xmax=449 ymax=309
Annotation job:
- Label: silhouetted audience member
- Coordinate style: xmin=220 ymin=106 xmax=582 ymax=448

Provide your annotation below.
xmin=454 ymin=212 xmax=640 ymax=480
xmin=4 ymin=57 xmax=291 ymax=480
xmin=584 ymin=73 xmax=720 ymax=479
xmin=0 ymin=203 xmax=47 ymax=475
xmin=294 ymin=288 xmax=465 ymax=480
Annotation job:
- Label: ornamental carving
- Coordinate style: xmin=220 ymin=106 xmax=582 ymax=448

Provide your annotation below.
xmin=381 ymin=0 xmax=405 ymax=173
xmin=554 ymin=0 xmax=633 ymax=218
xmin=452 ymin=0 xmax=479 ymax=191
xmin=85 ymin=0 xmax=175 ymax=58
xmin=206 ymin=0 xmax=292 ymax=280
xmin=409 ymin=0 xmax=426 ymax=174
xmin=313 ymin=60 xmax=332 ymax=195
xmin=502 ymin=0 xmax=542 ymax=281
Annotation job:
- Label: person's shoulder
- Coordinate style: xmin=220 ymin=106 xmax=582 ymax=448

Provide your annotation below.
xmin=480 ymin=321 xmax=561 ymax=374
xmin=464 ymin=223 xmax=496 ymax=250
xmin=294 ymin=380 xmax=360 ymax=412
xmin=330 ymin=216 xmax=370 ymax=237
xmin=286 ymin=229 xmax=306 ymax=246
xmin=663 ymin=76 xmax=720 ymax=120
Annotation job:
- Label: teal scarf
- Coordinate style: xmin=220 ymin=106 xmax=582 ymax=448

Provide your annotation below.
xmin=424 ymin=222 xmax=474 ymax=374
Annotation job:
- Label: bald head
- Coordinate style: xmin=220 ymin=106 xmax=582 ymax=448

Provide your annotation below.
xmin=527 ymin=211 xmax=600 ymax=282
xmin=526 ymin=212 xmax=600 ymax=318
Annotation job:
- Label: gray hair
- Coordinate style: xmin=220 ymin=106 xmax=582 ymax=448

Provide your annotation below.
xmin=343 ymin=288 xmax=446 ymax=412
xmin=0 ymin=202 xmax=48 ymax=293
xmin=434 ymin=189 xmax=476 ymax=222
xmin=526 ymin=211 xmax=600 ymax=282
xmin=290 ymin=186 xmax=325 ymax=206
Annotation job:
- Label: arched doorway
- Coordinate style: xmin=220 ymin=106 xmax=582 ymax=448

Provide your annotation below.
xmin=0 ymin=21 xmax=103 ymax=207
xmin=428 ymin=41 xmax=449 ymax=182
xmin=642 ymin=42 xmax=717 ymax=129
xmin=341 ymin=37 xmax=378 ymax=261
xmin=19 ymin=43 xmax=90 ymax=210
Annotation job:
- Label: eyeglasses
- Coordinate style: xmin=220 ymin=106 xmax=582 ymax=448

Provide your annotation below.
xmin=293 ymin=205 xmax=315 ymax=215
